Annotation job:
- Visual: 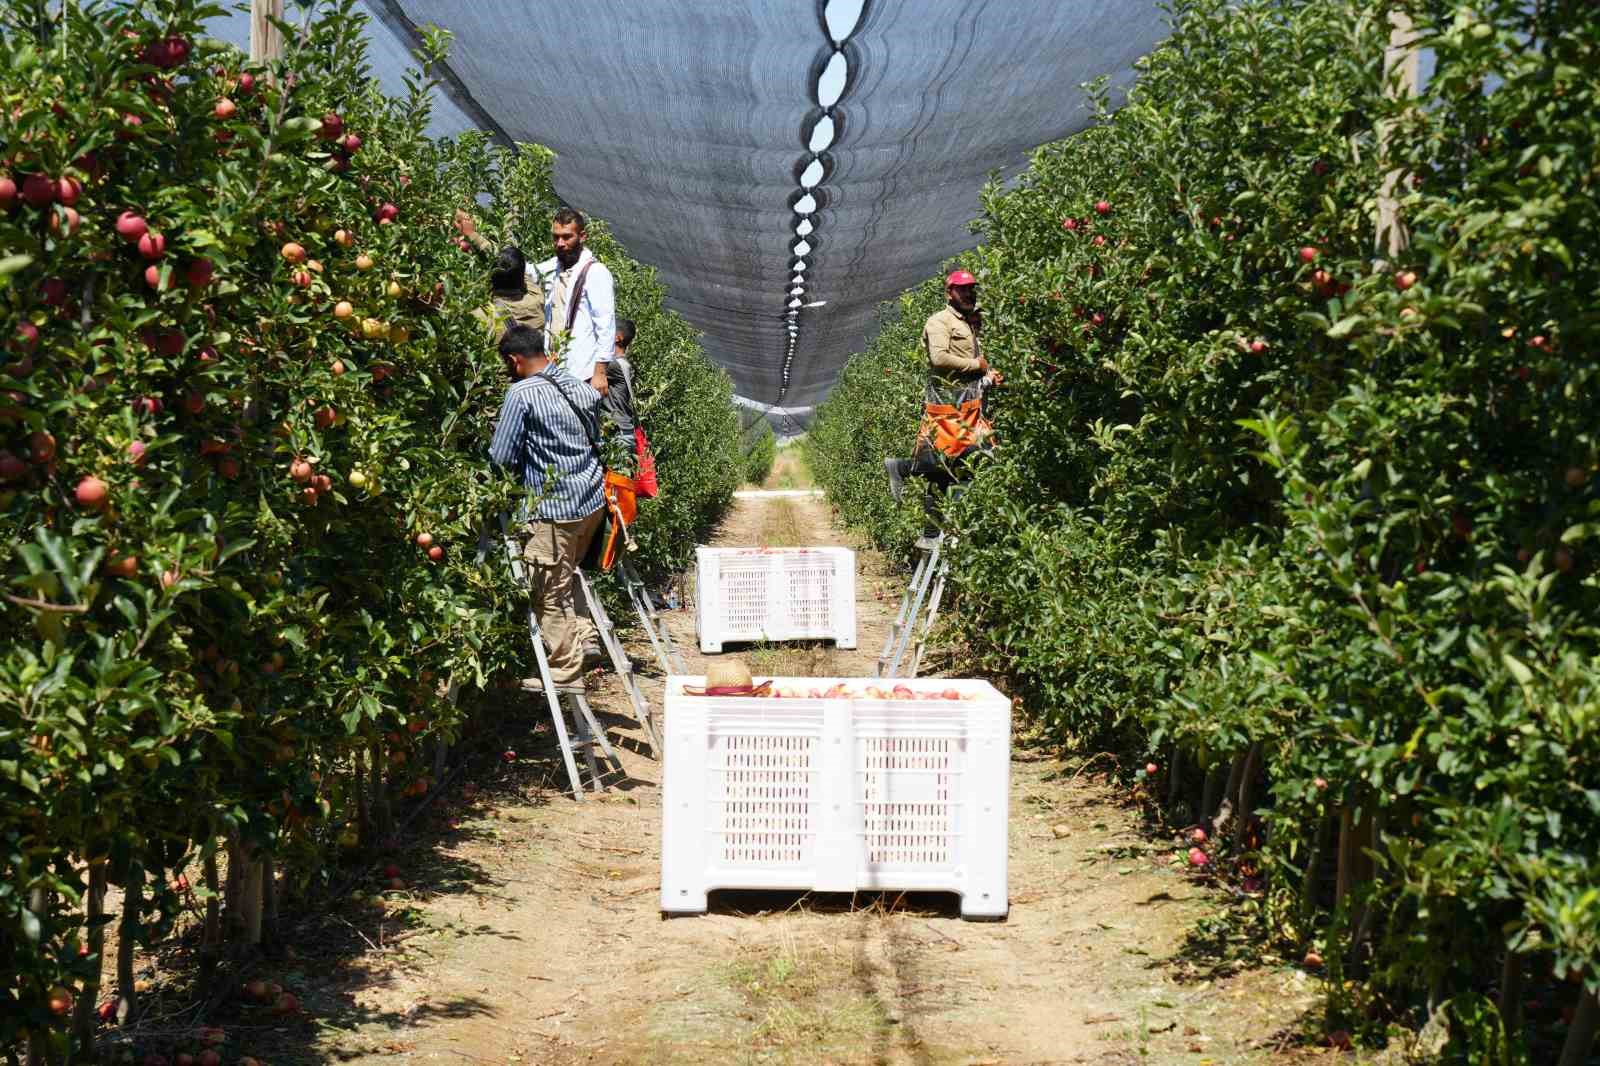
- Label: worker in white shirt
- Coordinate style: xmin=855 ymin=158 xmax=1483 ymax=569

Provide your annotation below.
xmin=529 ymin=207 xmax=616 ymax=397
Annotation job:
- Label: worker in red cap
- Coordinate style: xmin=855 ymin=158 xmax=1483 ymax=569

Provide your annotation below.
xmin=884 ymin=269 xmax=1002 ymax=530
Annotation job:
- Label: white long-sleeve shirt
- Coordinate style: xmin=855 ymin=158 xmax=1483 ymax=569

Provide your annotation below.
xmin=530 ymin=248 xmax=615 ymax=384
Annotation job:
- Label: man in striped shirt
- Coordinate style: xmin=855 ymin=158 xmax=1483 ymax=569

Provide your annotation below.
xmin=489 ymin=325 xmax=605 ymax=689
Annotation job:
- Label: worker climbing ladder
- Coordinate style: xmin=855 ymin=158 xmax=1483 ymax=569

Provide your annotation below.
xmin=618 ymin=560 xmax=687 ymax=676
xmin=481 ymin=516 xmax=651 ymax=799
xmin=876 ymin=532 xmax=952 ymax=679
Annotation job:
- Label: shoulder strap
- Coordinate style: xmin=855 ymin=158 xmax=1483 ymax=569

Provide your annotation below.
xmin=536 ymin=370 xmax=603 ymax=463
xmin=565 ymin=259 xmax=596 ymax=333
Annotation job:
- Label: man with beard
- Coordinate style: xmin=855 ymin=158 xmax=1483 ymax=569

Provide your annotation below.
xmin=533 ymin=207 xmax=616 ymax=398
xmin=884 ymin=269 xmax=1002 ymax=531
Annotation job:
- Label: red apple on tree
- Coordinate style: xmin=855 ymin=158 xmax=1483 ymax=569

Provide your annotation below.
xmin=213 ymin=97 xmax=236 ymax=120
xmin=47 ymin=985 xmax=74 ymax=1016
xmin=0 ymin=175 xmax=17 ymax=210
xmin=138 ymin=231 xmax=166 ymax=260
xmin=75 ymin=476 xmax=109 ymax=510
xmin=1299 ymin=245 xmax=1319 ymax=263
xmin=21 ymin=174 xmax=56 ymax=209
xmin=48 ymin=206 xmax=80 ymax=237
xmin=115 ymin=211 xmax=148 ymax=241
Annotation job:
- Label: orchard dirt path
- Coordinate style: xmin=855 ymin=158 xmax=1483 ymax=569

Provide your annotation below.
xmin=294 ymin=489 xmax=1322 ymax=1066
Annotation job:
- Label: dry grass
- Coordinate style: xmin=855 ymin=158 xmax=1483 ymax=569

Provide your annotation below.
xmin=745 ymin=640 xmax=837 ymax=678
xmin=717 ymin=932 xmax=891 ymax=1064
xmin=756 ymin=498 xmax=808 ymax=546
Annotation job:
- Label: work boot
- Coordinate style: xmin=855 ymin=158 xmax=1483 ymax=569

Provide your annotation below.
xmin=884 ymin=458 xmax=906 ymax=503
xmin=519 ymin=676 xmax=586 ymax=695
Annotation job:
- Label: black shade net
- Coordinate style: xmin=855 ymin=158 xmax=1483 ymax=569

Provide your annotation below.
xmin=251 ymin=2 xmax=1174 ymax=420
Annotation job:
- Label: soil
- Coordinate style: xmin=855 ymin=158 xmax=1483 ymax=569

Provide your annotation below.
xmin=176 ymin=490 xmax=1328 ymax=1065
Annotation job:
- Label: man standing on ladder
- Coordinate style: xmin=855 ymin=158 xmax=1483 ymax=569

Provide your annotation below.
xmin=489 ymin=324 xmax=606 ymax=692
xmin=884 ymin=269 xmax=1002 ymax=532
xmin=534 ymin=207 xmax=616 ymax=400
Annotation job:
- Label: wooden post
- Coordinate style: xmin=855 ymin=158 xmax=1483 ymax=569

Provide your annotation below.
xmin=250 ymin=0 xmax=284 ymax=64
xmin=1375 ymin=7 xmax=1420 ymax=258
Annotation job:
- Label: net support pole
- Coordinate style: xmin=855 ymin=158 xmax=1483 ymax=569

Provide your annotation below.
xmin=250 ymin=0 xmax=284 ymax=64
xmin=1375 ymin=8 xmax=1420 ymax=259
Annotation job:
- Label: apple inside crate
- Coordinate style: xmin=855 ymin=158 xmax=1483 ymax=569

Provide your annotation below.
xmin=694 ymin=547 xmax=857 ymax=653
xmin=660 ymin=677 xmax=1010 ymax=920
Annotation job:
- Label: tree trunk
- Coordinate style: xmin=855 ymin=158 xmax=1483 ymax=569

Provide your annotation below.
xmin=1557 ymin=987 xmax=1598 ymax=1066
xmin=240 ymin=850 xmax=263 ymax=946
xmin=72 ymin=862 xmax=108 ymax=1052
xmin=1165 ymin=746 xmax=1183 ymax=812
xmin=25 ymin=886 xmax=49 ymax=1066
xmin=261 ymin=853 xmax=279 ymax=949
xmin=355 ymin=748 xmax=370 ymax=846
xmin=1200 ymin=762 xmax=1224 ymax=827
xmin=116 ymin=864 xmax=140 ymax=1025
xmin=1335 ymin=807 xmax=1358 ymax=909
xmin=1300 ymin=815 xmax=1333 ymax=923
xmin=200 ymin=849 xmax=221 ymax=982
xmin=1213 ymin=750 xmax=1248 ymax=835
xmin=370 ymin=738 xmax=392 ymax=841
xmin=223 ymin=834 xmax=243 ymax=939
xmin=1497 ymin=949 xmax=1522 ymax=1035
xmin=1231 ymin=742 xmax=1263 ymax=851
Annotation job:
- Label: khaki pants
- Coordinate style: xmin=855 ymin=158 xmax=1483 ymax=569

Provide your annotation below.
xmin=521 ymin=508 xmax=604 ymax=686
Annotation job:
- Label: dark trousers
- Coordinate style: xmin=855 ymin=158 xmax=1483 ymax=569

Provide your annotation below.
xmin=888 ymin=451 xmax=962 ymax=534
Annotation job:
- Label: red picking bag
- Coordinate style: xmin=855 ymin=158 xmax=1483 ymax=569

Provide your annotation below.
xmin=633 ymin=424 xmax=659 ymax=498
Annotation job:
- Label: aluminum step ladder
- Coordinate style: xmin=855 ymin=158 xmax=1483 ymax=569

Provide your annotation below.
xmin=618 ymin=561 xmax=687 ymax=676
xmin=575 ymin=567 xmax=662 ymax=755
xmin=876 ymin=533 xmax=951 ymax=679
xmin=483 ymin=517 xmax=626 ymax=799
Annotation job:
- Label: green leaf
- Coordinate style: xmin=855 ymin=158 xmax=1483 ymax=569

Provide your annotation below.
xmin=1326 ymin=315 xmax=1366 ymax=339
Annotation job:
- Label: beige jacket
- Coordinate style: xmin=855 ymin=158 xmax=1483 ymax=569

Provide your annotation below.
xmin=922 ymin=303 xmax=986 ymax=406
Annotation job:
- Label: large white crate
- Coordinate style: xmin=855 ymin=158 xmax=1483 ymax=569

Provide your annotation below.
xmin=694 ymin=547 xmax=857 ymax=653
xmin=660 ymin=677 xmax=1010 ymax=919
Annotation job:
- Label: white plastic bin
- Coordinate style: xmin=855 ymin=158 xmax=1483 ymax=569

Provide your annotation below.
xmin=660 ymin=677 xmax=1010 ymax=919
xmin=694 ymin=547 xmax=857 ymax=653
